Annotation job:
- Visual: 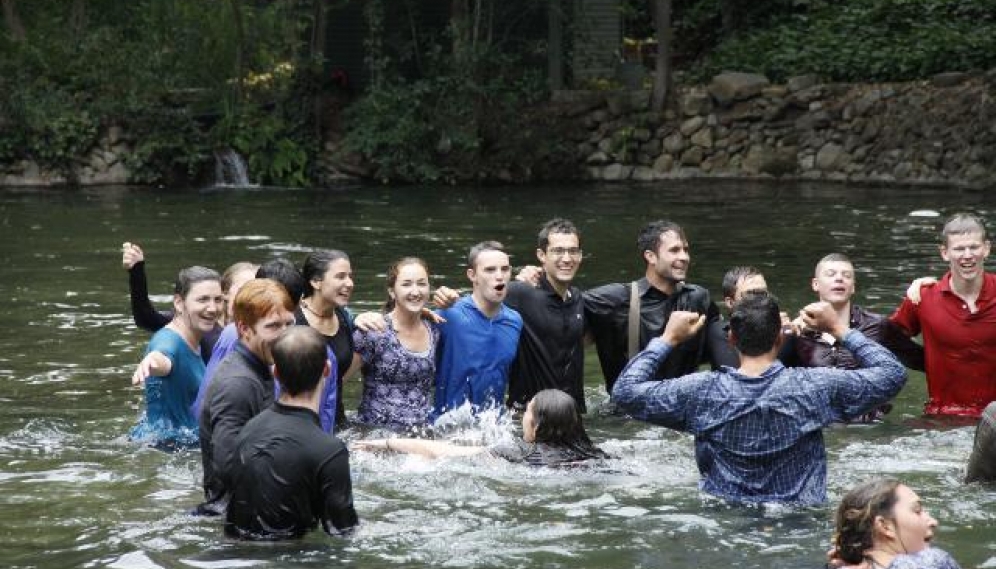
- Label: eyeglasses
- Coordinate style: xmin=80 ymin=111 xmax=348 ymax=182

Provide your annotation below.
xmin=547 ymin=247 xmax=583 ymax=258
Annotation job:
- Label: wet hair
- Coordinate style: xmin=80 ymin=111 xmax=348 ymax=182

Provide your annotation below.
xmin=941 ymin=212 xmax=988 ymax=244
xmin=301 ymin=249 xmax=350 ymax=297
xmin=467 ymin=240 xmax=506 ymax=269
xmin=834 ymin=478 xmax=903 ymax=565
xmin=173 ymin=266 xmax=221 ymax=298
xmin=233 ymin=279 xmax=294 ymax=330
xmin=637 ymin=220 xmax=686 ymax=260
xmin=383 ymin=257 xmax=431 ymax=312
xmin=221 ymin=262 xmax=258 ymax=294
xmin=721 ymin=266 xmax=764 ymax=300
xmin=256 ymin=258 xmax=306 ymax=305
xmin=526 ymin=389 xmax=609 ymax=463
xmin=537 ymin=218 xmax=580 ymax=250
xmin=271 ymin=326 xmax=328 ymax=397
xmin=729 ymin=291 xmax=781 ymax=356
xmin=815 ymin=253 xmax=854 ymax=276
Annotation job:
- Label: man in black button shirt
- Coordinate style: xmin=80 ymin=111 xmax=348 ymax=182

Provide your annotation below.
xmin=584 ymin=220 xmax=721 ymax=392
xmin=226 ymin=326 xmax=358 ymax=540
xmin=505 ymin=219 xmax=588 ymax=412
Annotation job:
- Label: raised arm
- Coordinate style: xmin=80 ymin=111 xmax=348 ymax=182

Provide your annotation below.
xmin=123 ymin=242 xmax=172 ymax=331
xmin=611 ymin=311 xmax=706 ymax=428
xmin=825 ymin=331 xmax=907 ymax=421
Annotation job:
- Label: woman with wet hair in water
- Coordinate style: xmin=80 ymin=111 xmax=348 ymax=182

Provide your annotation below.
xmin=129 ymin=266 xmax=223 ymax=450
xmin=829 ymin=478 xmax=961 ymax=569
xmin=356 ymin=389 xmax=608 ymax=466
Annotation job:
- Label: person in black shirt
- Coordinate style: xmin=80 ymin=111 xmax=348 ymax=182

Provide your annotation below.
xmin=584 ymin=220 xmax=721 ymax=392
xmin=196 ymin=279 xmax=295 ymax=516
xmin=505 ymin=219 xmax=587 ymax=412
xmin=432 ymin=219 xmax=589 ymax=413
xmin=226 ymin=326 xmax=358 ymax=540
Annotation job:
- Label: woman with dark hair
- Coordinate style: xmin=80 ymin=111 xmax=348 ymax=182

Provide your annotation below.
xmin=130 ymin=266 xmax=223 ymax=450
xmin=830 ymin=478 xmax=961 ymax=569
xmin=121 ymin=241 xmax=254 ymax=362
xmin=298 ymin=249 xmax=360 ymax=426
xmin=356 ymin=390 xmax=608 ymax=466
xmin=353 ymin=257 xmax=439 ymax=431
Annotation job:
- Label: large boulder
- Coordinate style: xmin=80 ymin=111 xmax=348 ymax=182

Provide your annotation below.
xmin=709 ymin=72 xmax=771 ymax=107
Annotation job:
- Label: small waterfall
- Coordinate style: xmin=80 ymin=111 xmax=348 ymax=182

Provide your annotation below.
xmin=213 ymin=148 xmax=253 ymax=187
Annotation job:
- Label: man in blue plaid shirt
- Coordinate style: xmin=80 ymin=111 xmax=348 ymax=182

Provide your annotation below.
xmin=612 ymin=292 xmax=907 ymax=504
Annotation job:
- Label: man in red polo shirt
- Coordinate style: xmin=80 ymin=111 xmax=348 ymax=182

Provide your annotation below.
xmin=892 ymin=213 xmax=996 ymax=417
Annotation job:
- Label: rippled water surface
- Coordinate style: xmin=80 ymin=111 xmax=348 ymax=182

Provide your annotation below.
xmin=1 ymin=181 xmax=994 ymax=568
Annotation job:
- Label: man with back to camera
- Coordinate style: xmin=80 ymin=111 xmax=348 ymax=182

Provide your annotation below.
xmin=892 ymin=213 xmax=996 ymax=417
xmin=196 ymin=279 xmax=296 ymax=516
xmin=612 ymin=292 xmax=907 ymax=504
xmin=225 ymin=325 xmax=358 ymax=540
xmin=584 ymin=220 xmax=721 ymax=393
xmin=433 ymin=241 xmax=523 ymax=417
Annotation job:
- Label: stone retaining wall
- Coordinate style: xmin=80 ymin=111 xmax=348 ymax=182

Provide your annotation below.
xmin=567 ymin=70 xmax=996 ymax=188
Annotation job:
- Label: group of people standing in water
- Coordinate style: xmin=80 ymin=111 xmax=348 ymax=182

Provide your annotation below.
xmin=120 ymin=212 xmax=995 ymax=566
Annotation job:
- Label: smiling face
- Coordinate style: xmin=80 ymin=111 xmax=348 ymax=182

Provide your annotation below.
xmin=812 ymin=260 xmax=855 ymax=307
xmin=645 ymin=230 xmax=690 ymax=285
xmin=390 ymin=262 xmax=430 ymax=315
xmin=467 ymin=249 xmax=511 ymax=309
xmin=174 ymin=280 xmax=223 ymax=336
xmin=537 ymin=232 xmax=582 ymax=289
xmin=941 ymin=231 xmax=990 ymax=284
xmin=883 ymin=484 xmax=937 ymax=555
xmin=239 ymin=307 xmax=296 ymax=364
xmin=312 ymin=258 xmax=354 ymax=308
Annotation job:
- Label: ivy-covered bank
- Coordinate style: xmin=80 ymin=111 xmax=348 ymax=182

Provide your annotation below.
xmin=4 ymin=70 xmax=994 ymax=189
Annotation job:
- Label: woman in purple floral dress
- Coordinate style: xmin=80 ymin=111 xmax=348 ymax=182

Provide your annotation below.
xmin=353 ymin=258 xmax=439 ymax=431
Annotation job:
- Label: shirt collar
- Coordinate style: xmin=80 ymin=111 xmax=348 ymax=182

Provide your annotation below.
xmin=937 ymin=271 xmax=996 ymax=302
xmin=637 ymin=277 xmax=686 ymax=298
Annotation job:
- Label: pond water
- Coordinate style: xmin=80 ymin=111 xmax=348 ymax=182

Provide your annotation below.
xmin=1 ymin=181 xmax=994 ymax=568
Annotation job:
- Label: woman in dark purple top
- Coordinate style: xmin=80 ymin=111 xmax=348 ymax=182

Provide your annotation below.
xmin=353 ymin=257 xmax=439 ymax=431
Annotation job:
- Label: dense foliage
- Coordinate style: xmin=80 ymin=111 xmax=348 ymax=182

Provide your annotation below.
xmin=0 ymin=0 xmax=318 ymax=185
xmin=3 ymin=0 xmax=996 ymax=186
xmin=688 ymin=0 xmax=996 ymax=82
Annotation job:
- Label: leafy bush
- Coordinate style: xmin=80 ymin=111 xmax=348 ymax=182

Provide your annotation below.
xmin=695 ymin=0 xmax=996 ymax=82
xmin=342 ymin=46 xmax=574 ymax=184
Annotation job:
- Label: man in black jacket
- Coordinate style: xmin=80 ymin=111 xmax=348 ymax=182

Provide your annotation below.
xmin=584 ymin=220 xmax=721 ymax=392
xmin=196 ymin=279 xmax=295 ymax=515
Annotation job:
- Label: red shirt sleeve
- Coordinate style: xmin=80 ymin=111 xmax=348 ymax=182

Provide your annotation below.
xmin=889 ymin=296 xmax=921 ymax=337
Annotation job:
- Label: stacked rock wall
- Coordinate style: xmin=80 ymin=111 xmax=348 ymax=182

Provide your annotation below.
xmin=574 ymin=71 xmax=996 ymax=188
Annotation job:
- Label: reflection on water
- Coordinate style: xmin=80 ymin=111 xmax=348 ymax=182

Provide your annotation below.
xmin=0 ymin=181 xmax=994 ymax=568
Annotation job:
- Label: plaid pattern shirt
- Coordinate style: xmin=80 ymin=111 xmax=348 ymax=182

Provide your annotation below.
xmin=612 ymin=330 xmax=907 ymax=504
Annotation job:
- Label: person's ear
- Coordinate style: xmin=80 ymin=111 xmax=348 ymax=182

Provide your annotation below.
xmin=536 ymin=248 xmax=545 ymax=264
xmin=173 ymin=294 xmax=184 ymax=315
xmin=811 ymin=277 xmax=820 ymax=293
xmin=643 ymin=249 xmax=656 ymax=265
xmin=466 ymin=267 xmax=475 ymax=283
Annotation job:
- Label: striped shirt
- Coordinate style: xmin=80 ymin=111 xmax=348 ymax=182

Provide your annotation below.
xmin=612 ymin=330 xmax=906 ymax=504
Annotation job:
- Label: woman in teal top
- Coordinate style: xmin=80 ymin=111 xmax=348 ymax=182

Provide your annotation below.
xmin=130 ymin=266 xmax=223 ymax=450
